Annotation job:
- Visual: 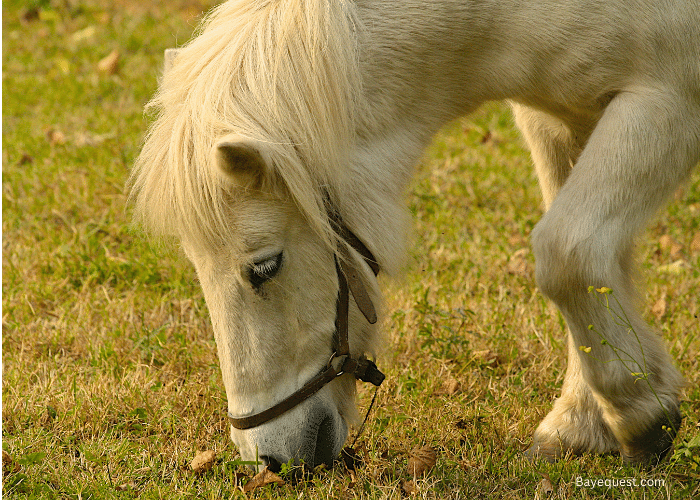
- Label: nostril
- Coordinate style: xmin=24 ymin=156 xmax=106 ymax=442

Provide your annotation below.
xmin=313 ymin=414 xmax=335 ymax=467
xmin=260 ymin=455 xmax=282 ymax=473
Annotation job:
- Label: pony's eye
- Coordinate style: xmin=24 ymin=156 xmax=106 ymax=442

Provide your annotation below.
xmin=248 ymin=252 xmax=283 ymax=290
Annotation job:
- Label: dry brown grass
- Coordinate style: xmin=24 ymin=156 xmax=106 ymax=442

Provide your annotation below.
xmin=3 ymin=1 xmax=699 ymax=498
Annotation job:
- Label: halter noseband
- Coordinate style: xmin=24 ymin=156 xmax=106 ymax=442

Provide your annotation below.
xmin=227 ymin=211 xmax=385 ymax=430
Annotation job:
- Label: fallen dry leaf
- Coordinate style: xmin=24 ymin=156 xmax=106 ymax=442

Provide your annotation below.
xmin=407 ymin=445 xmax=437 ymax=477
xmin=71 ymin=25 xmax=97 ymax=43
xmin=45 ymin=127 xmax=66 ymax=145
xmin=540 ymin=477 xmax=554 ymax=493
xmin=346 ymin=468 xmax=357 ymax=489
xmin=459 ymin=459 xmax=477 ymax=471
xmin=659 ymin=235 xmax=683 ymax=259
xmin=651 ymin=295 xmax=667 ymax=321
xmin=402 ymin=479 xmax=418 ymax=495
xmin=190 ymin=450 xmax=216 ymax=473
xmin=443 ymin=378 xmax=461 ymax=396
xmin=507 ymin=232 xmax=528 ymax=247
xmin=74 ymin=132 xmax=115 ymax=147
xmin=691 ymin=232 xmax=700 ymax=254
xmin=537 ymin=476 xmax=554 ymax=497
xmin=3 ymin=450 xmax=20 ymax=474
xmin=242 ymin=466 xmax=285 ymax=493
xmin=20 ymin=7 xmax=40 ymax=24
xmin=472 ymin=349 xmax=502 ymax=367
xmin=658 ymin=234 xmax=674 ymax=249
xmin=17 ymin=153 xmax=33 ymax=165
xmin=534 ymin=472 xmax=555 ymax=499
xmin=657 ymin=259 xmax=689 ymax=275
xmin=97 ymin=49 xmax=120 ymax=74
xmin=507 ymin=248 xmax=530 ymax=277
xmin=434 ymin=377 xmax=461 ymax=396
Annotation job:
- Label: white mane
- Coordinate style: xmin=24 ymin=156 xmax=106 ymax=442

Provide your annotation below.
xmin=130 ymin=0 xmax=364 ymax=250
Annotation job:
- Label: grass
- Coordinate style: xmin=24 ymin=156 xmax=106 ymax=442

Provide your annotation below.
xmin=3 ymin=1 xmax=699 ymax=498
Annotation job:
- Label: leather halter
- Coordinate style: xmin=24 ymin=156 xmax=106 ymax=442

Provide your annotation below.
xmin=227 ymin=212 xmax=385 ymax=430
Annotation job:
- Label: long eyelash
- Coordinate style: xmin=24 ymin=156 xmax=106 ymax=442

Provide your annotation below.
xmin=248 ymin=253 xmax=283 ymax=291
xmin=254 ymin=257 xmax=279 ymax=275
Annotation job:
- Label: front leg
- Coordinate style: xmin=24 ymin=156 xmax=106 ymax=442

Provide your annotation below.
xmin=528 ymin=336 xmax=620 ymax=461
xmin=530 ymin=87 xmax=697 ymax=465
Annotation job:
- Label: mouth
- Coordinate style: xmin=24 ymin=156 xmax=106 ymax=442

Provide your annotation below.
xmin=233 ymin=398 xmax=348 ymax=473
xmin=259 ymin=455 xmax=283 ymax=472
xmin=265 ymin=416 xmax=341 ymax=474
xmin=295 ymin=407 xmax=347 ymax=471
xmin=254 ymin=414 xmax=341 ymax=474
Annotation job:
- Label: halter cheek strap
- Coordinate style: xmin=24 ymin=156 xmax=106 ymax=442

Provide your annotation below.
xmin=227 ymin=215 xmax=384 ymax=430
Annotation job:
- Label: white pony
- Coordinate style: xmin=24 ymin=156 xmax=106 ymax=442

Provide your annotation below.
xmin=131 ymin=0 xmax=699 ymax=470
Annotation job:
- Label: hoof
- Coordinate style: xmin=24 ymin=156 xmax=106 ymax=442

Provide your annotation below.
xmin=525 ymin=440 xmax=570 ymax=463
xmin=620 ymin=405 xmax=682 ymax=467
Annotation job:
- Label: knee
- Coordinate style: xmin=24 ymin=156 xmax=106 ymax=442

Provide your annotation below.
xmin=531 ymin=219 xmax=579 ymax=302
xmin=531 ymin=215 xmax=603 ymax=303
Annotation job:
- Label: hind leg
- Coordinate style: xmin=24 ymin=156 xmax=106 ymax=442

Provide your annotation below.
xmin=511 ymin=103 xmax=587 ymax=209
xmin=513 ymin=104 xmax=620 ymax=458
xmin=531 ymin=88 xmax=698 ymax=465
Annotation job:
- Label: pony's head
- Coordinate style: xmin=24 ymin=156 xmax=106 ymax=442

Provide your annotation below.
xmin=181 ymin=134 xmax=382 ymax=470
xmin=130 ymin=0 xmax=404 ymax=470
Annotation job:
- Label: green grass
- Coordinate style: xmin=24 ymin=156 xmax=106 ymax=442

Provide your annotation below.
xmin=3 ymin=1 xmax=700 ymax=498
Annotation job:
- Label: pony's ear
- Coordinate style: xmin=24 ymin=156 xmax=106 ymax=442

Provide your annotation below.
xmin=214 ymin=135 xmax=269 ymax=188
xmin=163 ymin=48 xmax=180 ymax=74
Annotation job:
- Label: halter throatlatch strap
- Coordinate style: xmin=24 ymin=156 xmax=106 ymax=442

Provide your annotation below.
xmin=338 ymin=243 xmax=377 ymax=325
xmin=333 ymin=255 xmax=384 ymax=388
xmin=328 ymin=210 xmax=380 ymax=277
xmin=227 ymin=213 xmax=385 ymax=431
